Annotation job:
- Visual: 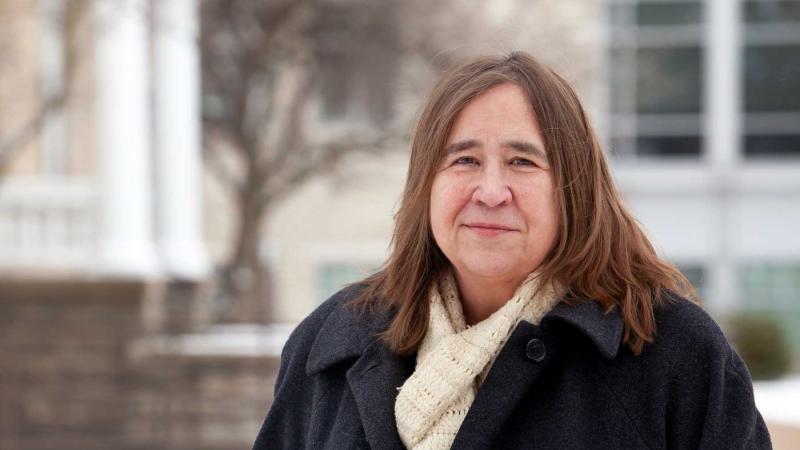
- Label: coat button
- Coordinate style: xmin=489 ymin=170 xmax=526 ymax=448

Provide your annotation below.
xmin=525 ymin=338 xmax=547 ymax=362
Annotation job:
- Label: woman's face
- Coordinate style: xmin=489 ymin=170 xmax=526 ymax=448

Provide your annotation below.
xmin=430 ymin=82 xmax=559 ymax=285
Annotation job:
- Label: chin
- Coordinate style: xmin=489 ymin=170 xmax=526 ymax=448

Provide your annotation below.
xmin=460 ymin=258 xmax=522 ymax=280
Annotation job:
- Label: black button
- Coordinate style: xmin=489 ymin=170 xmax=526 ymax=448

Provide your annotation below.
xmin=525 ymin=338 xmax=547 ymax=362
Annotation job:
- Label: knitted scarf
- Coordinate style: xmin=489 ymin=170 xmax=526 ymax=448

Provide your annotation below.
xmin=393 ymin=268 xmax=562 ymax=450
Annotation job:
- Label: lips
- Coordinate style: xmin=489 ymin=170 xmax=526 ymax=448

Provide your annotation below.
xmin=464 ymin=222 xmax=516 ymax=236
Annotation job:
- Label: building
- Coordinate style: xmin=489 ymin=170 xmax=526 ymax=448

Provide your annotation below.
xmin=0 ymin=0 xmax=208 ymax=280
xmin=268 ymin=0 xmax=800 ymax=352
xmin=0 ymin=0 xmax=797 ymax=448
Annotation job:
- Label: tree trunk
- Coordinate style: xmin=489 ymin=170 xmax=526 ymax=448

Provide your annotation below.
xmin=218 ymin=197 xmax=273 ymax=323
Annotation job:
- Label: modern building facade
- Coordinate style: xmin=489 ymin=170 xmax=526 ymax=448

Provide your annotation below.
xmin=605 ymin=0 xmax=800 ymax=346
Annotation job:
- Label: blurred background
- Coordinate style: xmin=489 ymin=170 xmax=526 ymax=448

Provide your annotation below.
xmin=0 ymin=0 xmax=798 ymax=448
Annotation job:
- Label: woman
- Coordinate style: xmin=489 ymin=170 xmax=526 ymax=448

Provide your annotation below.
xmin=253 ymin=52 xmax=772 ymax=449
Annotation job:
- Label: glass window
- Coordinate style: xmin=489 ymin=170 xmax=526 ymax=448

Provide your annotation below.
xmin=744 ymin=45 xmax=800 ymax=112
xmin=637 ymin=47 xmax=703 ymax=114
xmin=676 ymin=264 xmax=707 ymax=300
xmin=742 ymin=3 xmax=800 ymax=158
xmin=744 ymin=1 xmax=800 ymax=23
xmin=610 ymin=0 xmax=800 ymax=160
xmin=745 ymin=134 xmax=800 ymax=157
xmin=611 ymin=2 xmax=703 ymax=27
xmin=316 ymin=262 xmax=379 ymax=303
xmin=638 ymin=3 xmax=704 ymax=26
xmin=637 ymin=136 xmax=702 ymax=157
xmin=315 ymin=3 xmax=396 ymax=126
xmin=608 ymin=1 xmax=705 ymax=159
xmin=740 ymin=264 xmax=800 ymax=350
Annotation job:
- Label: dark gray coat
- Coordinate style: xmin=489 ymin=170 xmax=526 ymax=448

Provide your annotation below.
xmin=252 ymin=284 xmax=772 ymax=449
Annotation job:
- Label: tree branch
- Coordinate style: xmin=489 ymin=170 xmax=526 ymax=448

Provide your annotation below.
xmin=0 ymin=0 xmax=89 ymax=175
xmin=204 ymin=139 xmax=245 ymax=195
xmin=257 ymin=130 xmax=402 ymax=209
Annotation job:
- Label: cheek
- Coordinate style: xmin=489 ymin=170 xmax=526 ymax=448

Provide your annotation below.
xmin=430 ymin=178 xmax=467 ymax=228
xmin=521 ymin=181 xmax=560 ymax=232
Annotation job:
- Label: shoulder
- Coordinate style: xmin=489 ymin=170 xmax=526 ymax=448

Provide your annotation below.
xmin=280 ymin=281 xmax=384 ymax=378
xmin=282 ymin=283 xmax=361 ymax=354
xmin=599 ymin=290 xmax=752 ymax=408
xmin=591 ymin=290 xmax=745 ymax=389
xmin=601 ymin=292 xmax=770 ymax=448
xmin=648 ymin=291 xmax=737 ymax=369
xmin=647 ymin=292 xmax=760 ymax=405
xmin=254 ymin=282 xmax=378 ymax=449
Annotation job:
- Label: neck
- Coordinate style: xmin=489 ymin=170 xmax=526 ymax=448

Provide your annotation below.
xmin=452 ymin=269 xmax=527 ymax=325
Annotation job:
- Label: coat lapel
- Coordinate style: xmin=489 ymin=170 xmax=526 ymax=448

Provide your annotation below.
xmin=305 ymin=289 xmax=413 ymax=450
xmin=347 ymin=338 xmax=414 ymax=450
xmin=449 ymin=320 xmax=560 ymax=449
xmin=451 ymin=299 xmax=624 ymax=449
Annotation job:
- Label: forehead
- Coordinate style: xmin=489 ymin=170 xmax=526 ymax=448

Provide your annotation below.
xmin=448 ymin=83 xmax=540 ymax=137
xmin=445 ymin=83 xmax=545 ymax=154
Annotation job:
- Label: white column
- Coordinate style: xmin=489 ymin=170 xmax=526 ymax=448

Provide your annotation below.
xmin=94 ymin=0 xmax=159 ymax=276
xmin=153 ymin=0 xmax=210 ymax=280
xmin=706 ymin=0 xmax=741 ymax=168
xmin=705 ymin=0 xmax=742 ymax=312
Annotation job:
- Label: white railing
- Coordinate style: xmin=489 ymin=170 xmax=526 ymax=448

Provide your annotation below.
xmin=0 ymin=177 xmax=97 ymax=271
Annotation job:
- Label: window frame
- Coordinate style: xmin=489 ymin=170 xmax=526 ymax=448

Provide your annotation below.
xmin=606 ymin=0 xmax=800 ymax=162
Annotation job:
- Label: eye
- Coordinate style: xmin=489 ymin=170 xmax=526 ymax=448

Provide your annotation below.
xmin=454 ymin=156 xmax=479 ymax=166
xmin=510 ymin=157 xmax=536 ymax=167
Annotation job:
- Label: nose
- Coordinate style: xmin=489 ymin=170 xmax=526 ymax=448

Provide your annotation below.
xmin=471 ymin=167 xmax=512 ymax=208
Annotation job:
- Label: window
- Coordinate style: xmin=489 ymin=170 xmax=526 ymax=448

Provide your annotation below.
xmin=676 ymin=263 xmax=707 ymax=299
xmin=740 ymin=263 xmax=800 ymax=350
xmin=316 ymin=262 xmax=379 ymax=303
xmin=315 ymin=3 xmax=397 ymax=126
xmin=608 ymin=1 xmax=705 ymax=159
xmin=742 ymin=1 xmax=800 ymax=158
xmin=608 ymin=0 xmax=800 ymax=160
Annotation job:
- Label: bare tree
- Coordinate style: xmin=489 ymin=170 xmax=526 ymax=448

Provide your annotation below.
xmin=200 ymin=0 xmax=409 ymax=322
xmin=199 ymin=0 xmax=584 ymax=323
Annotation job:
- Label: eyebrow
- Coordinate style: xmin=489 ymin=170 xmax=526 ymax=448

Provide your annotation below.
xmin=444 ymin=139 xmax=549 ymax=162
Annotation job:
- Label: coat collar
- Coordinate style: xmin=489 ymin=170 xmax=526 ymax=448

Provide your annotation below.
xmin=305 ymin=293 xmax=394 ymax=376
xmin=305 ymin=292 xmax=624 ymax=450
xmin=306 ymin=294 xmax=624 ymax=376
xmin=540 ymin=298 xmax=624 ymax=359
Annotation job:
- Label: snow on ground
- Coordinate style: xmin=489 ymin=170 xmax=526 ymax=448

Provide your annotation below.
xmin=754 ymin=376 xmax=800 ymax=427
xmin=129 ymin=323 xmax=296 ymax=358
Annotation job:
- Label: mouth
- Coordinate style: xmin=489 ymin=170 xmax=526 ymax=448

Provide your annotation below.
xmin=464 ymin=223 xmax=516 ymax=237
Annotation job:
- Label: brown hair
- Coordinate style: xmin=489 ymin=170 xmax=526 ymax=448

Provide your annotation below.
xmin=346 ymin=51 xmax=696 ymax=356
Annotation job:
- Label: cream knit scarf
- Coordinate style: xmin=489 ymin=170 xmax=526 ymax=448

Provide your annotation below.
xmin=394 ymin=269 xmax=562 ymax=450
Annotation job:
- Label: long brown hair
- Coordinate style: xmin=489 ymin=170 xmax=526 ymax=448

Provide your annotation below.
xmin=346 ymin=51 xmax=696 ymax=357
